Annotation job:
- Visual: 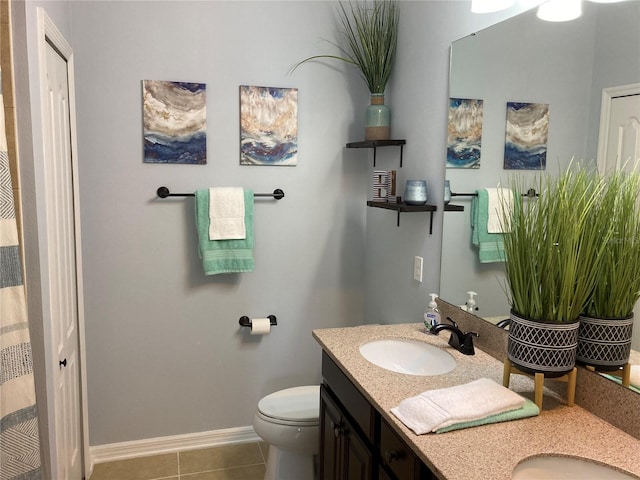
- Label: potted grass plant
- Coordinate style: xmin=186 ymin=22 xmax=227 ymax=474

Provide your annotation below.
xmin=501 ymin=165 xmax=612 ymax=375
xmin=292 ymin=0 xmax=399 ymax=140
xmin=577 ymin=170 xmax=640 ymax=370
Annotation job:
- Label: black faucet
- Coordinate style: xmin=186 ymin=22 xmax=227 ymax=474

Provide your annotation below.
xmin=426 ymin=323 xmax=478 ymax=355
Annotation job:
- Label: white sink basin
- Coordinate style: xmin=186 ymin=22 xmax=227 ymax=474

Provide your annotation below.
xmin=513 ymin=456 xmax=638 ymax=480
xmin=359 ymin=338 xmax=456 ymax=376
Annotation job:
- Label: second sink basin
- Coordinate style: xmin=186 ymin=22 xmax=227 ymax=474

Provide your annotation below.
xmin=359 ymin=338 xmax=456 ymax=376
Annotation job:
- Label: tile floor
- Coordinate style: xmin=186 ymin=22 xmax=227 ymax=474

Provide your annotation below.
xmin=88 ymin=441 xmax=268 ymax=480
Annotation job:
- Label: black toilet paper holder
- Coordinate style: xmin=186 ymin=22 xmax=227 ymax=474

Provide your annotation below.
xmin=239 ymin=315 xmax=278 ymax=328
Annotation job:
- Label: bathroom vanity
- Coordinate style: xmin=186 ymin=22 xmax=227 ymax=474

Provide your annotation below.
xmin=320 ymin=351 xmax=434 ymax=479
xmin=313 ymin=323 xmax=640 ymax=480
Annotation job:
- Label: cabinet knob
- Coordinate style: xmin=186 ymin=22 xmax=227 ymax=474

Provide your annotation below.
xmin=333 ymin=424 xmax=343 ymax=438
xmin=385 ymin=450 xmax=402 ymax=463
xmin=59 ymin=358 xmax=67 ymax=368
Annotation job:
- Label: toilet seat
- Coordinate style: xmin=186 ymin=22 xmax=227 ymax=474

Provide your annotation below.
xmin=257 ymin=385 xmax=320 ymax=426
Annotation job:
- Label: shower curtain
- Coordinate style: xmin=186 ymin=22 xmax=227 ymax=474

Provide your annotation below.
xmin=0 ymin=78 xmax=42 ymax=478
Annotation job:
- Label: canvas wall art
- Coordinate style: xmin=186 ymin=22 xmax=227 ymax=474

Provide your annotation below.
xmin=142 ymin=80 xmax=207 ymax=165
xmin=504 ymin=102 xmax=549 ymax=170
xmin=240 ymin=85 xmax=298 ymax=166
xmin=447 ymin=98 xmax=483 ymax=169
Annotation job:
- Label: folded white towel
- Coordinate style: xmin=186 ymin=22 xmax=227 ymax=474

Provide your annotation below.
xmin=209 ymin=187 xmax=246 ymax=240
xmin=390 ymin=378 xmax=526 ymax=435
xmin=486 ymin=188 xmax=513 ymax=234
xmin=630 ymin=365 xmax=640 ymax=389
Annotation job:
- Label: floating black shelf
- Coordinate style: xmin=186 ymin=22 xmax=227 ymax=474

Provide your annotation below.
xmin=367 ymin=201 xmax=437 ymax=232
xmin=444 ymin=204 xmax=464 ymax=212
xmin=346 ymin=139 xmax=406 ymax=167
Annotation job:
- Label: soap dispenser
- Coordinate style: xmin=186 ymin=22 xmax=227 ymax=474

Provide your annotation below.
xmin=465 ymin=291 xmax=478 ymax=313
xmin=424 ymin=293 xmax=441 ymax=329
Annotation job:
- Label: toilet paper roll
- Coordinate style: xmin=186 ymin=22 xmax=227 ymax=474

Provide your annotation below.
xmin=250 ymin=318 xmax=271 ymax=336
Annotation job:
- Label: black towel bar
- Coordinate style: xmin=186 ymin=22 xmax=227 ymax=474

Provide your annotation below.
xmin=157 ymin=186 xmax=285 ymax=200
xmin=238 ymin=315 xmax=277 ymax=327
xmin=451 ymin=188 xmax=538 ymax=198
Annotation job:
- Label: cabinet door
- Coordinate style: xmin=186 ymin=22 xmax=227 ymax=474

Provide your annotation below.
xmin=378 ymin=466 xmax=395 ymax=480
xmin=321 ymin=385 xmax=373 ymax=480
xmin=320 ymin=386 xmax=343 ymax=480
xmin=343 ymin=418 xmax=373 ymax=480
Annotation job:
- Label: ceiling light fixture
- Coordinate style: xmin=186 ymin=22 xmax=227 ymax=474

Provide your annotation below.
xmin=471 ymin=0 xmax=516 ymax=14
xmin=537 ymin=0 xmax=582 ymax=22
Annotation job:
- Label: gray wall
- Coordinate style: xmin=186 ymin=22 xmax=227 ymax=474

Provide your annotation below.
xmin=363 ymin=1 xmax=531 ymax=325
xmin=15 ymin=0 xmax=540 ymax=451
xmin=70 ymin=1 xmax=371 ymax=445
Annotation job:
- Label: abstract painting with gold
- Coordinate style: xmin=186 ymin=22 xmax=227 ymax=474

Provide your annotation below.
xmin=504 ymin=102 xmax=549 ymax=170
xmin=240 ymin=85 xmax=298 ymax=166
xmin=447 ymin=98 xmax=483 ymax=169
xmin=143 ymin=80 xmax=207 ymax=165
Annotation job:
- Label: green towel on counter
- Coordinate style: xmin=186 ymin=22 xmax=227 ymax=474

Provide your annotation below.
xmin=195 ymin=188 xmax=254 ymax=275
xmin=601 ymin=373 xmax=640 ymax=394
xmin=471 ymin=189 xmax=506 ymax=263
xmin=436 ymin=398 xmax=539 ymax=433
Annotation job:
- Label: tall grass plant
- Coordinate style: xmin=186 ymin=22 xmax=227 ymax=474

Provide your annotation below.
xmin=584 ymin=169 xmax=640 ymax=318
xmin=502 ymin=165 xmax=612 ymax=323
xmin=292 ymin=0 xmax=399 ymax=95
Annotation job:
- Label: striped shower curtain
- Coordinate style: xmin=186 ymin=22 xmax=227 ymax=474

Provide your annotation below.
xmin=0 ymin=81 xmax=42 ymax=477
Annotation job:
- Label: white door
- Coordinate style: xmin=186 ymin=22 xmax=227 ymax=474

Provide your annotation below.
xmin=597 ymin=85 xmax=640 ymax=350
xmin=43 ymin=25 xmax=83 ymax=480
xmin=597 ymin=83 xmax=640 ymax=173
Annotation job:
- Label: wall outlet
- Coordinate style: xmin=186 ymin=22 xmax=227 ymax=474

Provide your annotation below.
xmin=413 ymin=256 xmax=423 ymax=282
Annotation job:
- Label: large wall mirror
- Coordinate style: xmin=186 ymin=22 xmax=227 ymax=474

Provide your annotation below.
xmin=441 ymin=0 xmax=640 ymax=391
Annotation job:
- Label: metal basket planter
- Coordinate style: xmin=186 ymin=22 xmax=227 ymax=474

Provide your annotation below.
xmin=576 ymin=314 xmax=633 ymax=370
xmin=507 ymin=311 xmax=579 ymax=375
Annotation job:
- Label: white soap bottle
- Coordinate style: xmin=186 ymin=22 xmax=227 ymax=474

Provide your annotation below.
xmin=424 ymin=293 xmax=441 ymax=330
xmin=466 ymin=291 xmax=478 ymax=313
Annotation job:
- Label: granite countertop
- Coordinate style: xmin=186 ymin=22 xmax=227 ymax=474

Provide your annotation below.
xmin=313 ymin=323 xmax=640 ymax=480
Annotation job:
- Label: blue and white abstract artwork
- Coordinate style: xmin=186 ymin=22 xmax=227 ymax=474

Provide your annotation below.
xmin=447 ymin=98 xmax=483 ymax=169
xmin=240 ymin=85 xmax=298 ymax=166
xmin=504 ymin=102 xmax=549 ymax=170
xmin=143 ymin=80 xmax=207 ymax=165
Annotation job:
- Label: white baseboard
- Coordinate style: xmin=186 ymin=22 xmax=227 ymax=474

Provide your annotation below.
xmin=90 ymin=426 xmax=262 ymax=465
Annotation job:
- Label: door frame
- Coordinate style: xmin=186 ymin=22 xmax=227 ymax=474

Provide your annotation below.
xmin=36 ymin=7 xmax=90 ymax=478
xmin=596 ymin=82 xmax=640 ymax=173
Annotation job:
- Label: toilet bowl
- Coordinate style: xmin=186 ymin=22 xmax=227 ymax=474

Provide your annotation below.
xmin=253 ymin=385 xmax=320 ymax=480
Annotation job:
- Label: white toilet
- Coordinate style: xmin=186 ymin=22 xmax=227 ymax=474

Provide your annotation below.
xmin=253 ymin=385 xmax=320 ymax=480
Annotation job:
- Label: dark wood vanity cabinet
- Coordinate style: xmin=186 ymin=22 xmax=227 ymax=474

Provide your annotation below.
xmin=320 ymin=351 xmax=436 ymax=480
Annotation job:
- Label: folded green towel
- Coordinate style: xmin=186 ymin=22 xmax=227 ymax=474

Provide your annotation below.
xmin=436 ymin=398 xmax=539 ymax=433
xmin=195 ymin=188 xmax=254 ymax=275
xmin=601 ymin=373 xmax=640 ymax=394
xmin=471 ymin=189 xmax=506 ymax=263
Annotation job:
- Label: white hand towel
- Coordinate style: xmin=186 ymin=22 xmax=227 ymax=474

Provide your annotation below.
xmin=486 ymin=188 xmax=513 ymax=234
xmin=209 ymin=187 xmax=246 ymax=240
xmin=390 ymin=378 xmax=526 ymax=435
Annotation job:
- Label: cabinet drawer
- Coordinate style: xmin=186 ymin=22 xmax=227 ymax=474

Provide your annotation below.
xmin=380 ymin=418 xmax=421 ymax=480
xmin=322 ymin=352 xmax=375 ymax=440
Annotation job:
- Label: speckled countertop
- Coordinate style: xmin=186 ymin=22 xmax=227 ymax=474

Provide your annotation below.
xmin=313 ymin=323 xmax=640 ymax=480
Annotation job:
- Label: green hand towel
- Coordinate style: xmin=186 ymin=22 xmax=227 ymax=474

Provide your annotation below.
xmin=436 ymin=398 xmax=539 ymax=433
xmin=195 ymin=188 xmax=254 ymax=275
xmin=471 ymin=189 xmax=506 ymax=263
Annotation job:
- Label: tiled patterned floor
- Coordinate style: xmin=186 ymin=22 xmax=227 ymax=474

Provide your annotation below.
xmin=89 ymin=442 xmax=268 ymax=480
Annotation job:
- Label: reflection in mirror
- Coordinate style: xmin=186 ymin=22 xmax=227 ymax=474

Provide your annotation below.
xmin=441 ymin=1 xmax=640 ymax=391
